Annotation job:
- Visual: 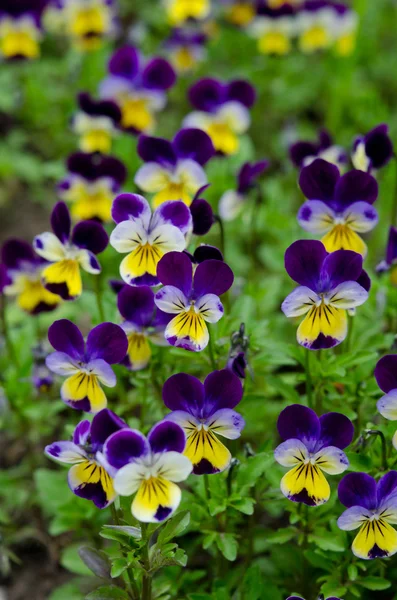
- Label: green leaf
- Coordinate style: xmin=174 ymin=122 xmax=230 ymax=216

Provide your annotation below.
xmin=157 ymin=511 xmax=190 ymax=545
xmin=60 ymin=544 xmax=93 ymax=576
xmin=320 ymin=581 xmax=347 ymax=598
xmin=240 ymin=564 xmax=264 ymax=600
xmin=110 ymin=558 xmax=129 ymax=579
xmin=85 ymin=586 xmax=129 ymax=599
xmin=308 ymin=531 xmax=345 ymax=552
xmin=234 ymin=452 xmax=273 ymax=493
xmin=215 ymin=533 xmax=238 ymax=561
xmin=359 ymin=576 xmax=391 ymax=590
xmin=348 ymin=564 xmax=358 ymax=581
xmin=266 ymin=527 xmax=297 ymax=545
xmin=78 ymin=547 xmax=111 ymax=580
xmin=229 ymin=497 xmax=255 ymax=515
xmin=48 ymin=582 xmax=83 ymax=600
xmin=101 ymin=525 xmax=142 ymax=539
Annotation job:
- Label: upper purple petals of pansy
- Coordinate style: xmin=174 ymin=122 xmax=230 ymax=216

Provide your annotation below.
xmin=51 ymin=202 xmax=71 ymax=243
xmin=338 ymin=472 xmax=377 ymax=510
xmin=148 ymin=421 xmax=186 ymax=454
xmin=188 ymin=77 xmax=256 ymax=112
xmin=118 ymin=285 xmax=155 ymax=328
xmin=138 ymin=136 xmax=176 ymax=166
xmin=227 ymin=79 xmax=256 ymax=108
xmin=203 ymin=370 xmax=243 ymax=414
xmin=104 ymin=428 xmax=149 ymax=470
xmin=334 ymin=170 xmax=378 ymax=207
xmin=141 ymin=57 xmax=177 ymax=91
xmin=108 ymin=45 xmax=140 ymax=79
xmin=66 ymin=153 xmax=127 ymax=185
xmin=78 ymin=92 xmax=121 ymax=123
xmin=48 ymin=319 xmax=85 ymax=361
xmin=362 ymin=124 xmax=394 ymax=169
xmin=284 ymin=240 xmax=327 ymax=289
xmin=277 ymin=405 xmax=321 ymax=445
xmin=111 ymin=193 xmax=150 ymax=225
xmin=299 ymin=159 xmax=340 ymax=203
xmin=86 ymin=323 xmax=128 ymax=365
xmin=386 ymin=227 xmax=397 ymax=265
xmin=90 ymin=408 xmax=127 ymax=449
xmin=163 ymin=372 xmax=205 ymax=415
xmin=377 ymin=471 xmax=397 ymax=505
xmin=73 ymin=420 xmax=90 ymax=445
xmin=193 ymin=259 xmax=234 ymax=298
xmin=193 ymin=245 xmax=223 ymax=263
xmin=375 ymin=355 xmax=397 ymax=393
xmin=155 ymin=201 xmax=192 ymax=235
xmin=190 ymin=196 xmax=214 ymax=236
xmin=71 ymin=220 xmax=109 ymax=254
xmin=1 ymin=239 xmax=36 ymax=269
xmin=156 ymin=251 xmax=193 ymax=297
xmin=173 ymin=128 xmax=215 ymax=166
xmin=237 ymin=160 xmax=269 ymax=194
xmin=318 ymin=413 xmax=354 ymax=450
xmin=319 ymin=249 xmax=363 ymax=291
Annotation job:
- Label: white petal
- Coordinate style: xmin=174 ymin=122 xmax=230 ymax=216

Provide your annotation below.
xmin=327 ymin=281 xmax=368 ymax=309
xmin=114 ymin=462 xmax=145 ymax=496
xmin=33 ymin=232 xmax=66 ymax=262
xmin=87 ymin=359 xmax=117 ymax=387
xmin=183 ymin=111 xmax=211 ymax=130
xmin=274 ymin=439 xmax=309 ymax=467
xmin=46 ymin=352 xmax=80 ymax=376
xmin=154 ymin=451 xmax=192 ymax=482
xmin=377 ymin=390 xmax=397 ymax=421
xmin=148 ymin=224 xmax=186 ymax=253
xmin=281 ymin=286 xmax=318 ymax=317
xmin=77 ymin=250 xmax=101 ymax=274
xmin=219 ymin=190 xmax=245 ymax=221
xmin=154 ymin=286 xmax=189 ymax=314
xmin=297 ymin=201 xmax=335 ymax=234
xmin=134 ymin=163 xmax=170 ymax=193
xmin=314 ymin=445 xmax=349 ymax=474
xmin=217 ymin=101 xmax=250 ymax=134
xmin=110 ymin=221 xmax=148 ymax=254
xmin=196 ymin=293 xmax=224 ymax=323
xmin=176 ymin=159 xmax=208 ymax=192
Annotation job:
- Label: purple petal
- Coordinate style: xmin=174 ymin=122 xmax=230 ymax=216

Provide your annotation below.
xmin=193 ymin=245 xmax=223 ymax=263
xmin=375 ymin=355 xmax=397 ymax=393
xmin=137 ymin=135 xmax=176 ymax=166
xmin=386 ymin=226 xmax=397 ymax=266
xmin=203 ymin=369 xmax=243 ymax=416
xmin=277 ymin=404 xmax=320 ymax=445
xmin=319 ymin=412 xmax=354 ymax=450
xmin=1 ymin=238 xmax=36 ymax=270
xmin=90 ymin=408 xmax=127 ymax=449
xmin=226 ymin=79 xmax=256 ymax=108
xmin=109 ymin=45 xmax=140 ymax=79
xmin=334 ymin=170 xmax=378 ymax=208
xmin=173 ymin=128 xmax=215 ymax=165
xmin=162 ymin=373 xmax=205 ymax=416
xmin=377 ymin=471 xmax=397 ymax=506
xmin=51 ymin=201 xmax=71 ymax=243
xmin=365 ymin=124 xmax=394 ymax=169
xmin=193 ymin=259 xmax=234 ymax=298
xmin=104 ymin=428 xmax=149 ymax=470
xmin=141 ymin=57 xmax=176 ymax=91
xmin=284 ymin=240 xmax=327 ymax=289
xmin=338 ymin=472 xmax=377 ymax=510
xmin=154 ymin=201 xmax=192 ymax=235
xmin=71 ymin=221 xmax=108 ymax=254
xmin=319 ymin=250 xmax=363 ymax=290
xmin=86 ymin=323 xmax=128 ymax=364
xmin=299 ymin=158 xmax=340 ymax=202
xmin=289 ymin=140 xmax=319 ymax=167
xmin=237 ymin=160 xmax=268 ymax=194
xmin=48 ymin=319 xmax=84 ymax=360
xmin=73 ymin=420 xmax=91 ymax=445
xmin=118 ymin=285 xmax=155 ymax=327
xmin=357 ymin=269 xmax=371 ymax=292
xmin=190 ymin=198 xmax=214 ymax=235
xmin=111 ymin=193 xmax=151 ymax=225
xmin=156 ymin=251 xmax=193 ymax=297
xmin=148 ymin=421 xmax=186 ymax=453
xmin=188 ymin=78 xmax=225 ymax=111
xmin=77 ymin=92 xmax=122 ymax=123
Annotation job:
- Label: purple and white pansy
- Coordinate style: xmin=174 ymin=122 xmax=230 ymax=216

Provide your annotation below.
xmin=375 ymin=354 xmax=397 ymax=449
xmin=352 ymin=124 xmax=394 ymax=173
xmin=219 ymin=159 xmax=268 ymax=221
xmin=71 ymin=92 xmax=122 ymax=154
xmin=289 ymin=128 xmax=347 ymax=170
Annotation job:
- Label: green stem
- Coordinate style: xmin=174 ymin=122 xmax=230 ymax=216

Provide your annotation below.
xmin=141 ymin=523 xmax=152 ymax=600
xmin=110 ymin=505 xmax=139 ymax=599
xmin=214 ymin=215 xmax=225 ymax=257
xmin=94 ymin=274 xmax=105 ymax=322
xmin=346 ymin=313 xmax=354 ymax=352
xmin=365 ymin=430 xmax=388 ymax=471
xmin=1 ymin=296 xmax=19 ymax=368
xmin=305 ymin=350 xmax=313 ymax=409
xmin=391 ymin=154 xmax=397 ymax=227
xmin=203 ymin=474 xmax=211 ymax=501
xmin=207 ymin=330 xmax=217 ymax=370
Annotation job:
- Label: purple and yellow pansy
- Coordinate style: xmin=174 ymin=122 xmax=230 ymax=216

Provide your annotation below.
xmin=375 ymin=354 xmax=397 ymax=449
xmin=135 ymin=129 xmax=214 ymax=208
xmin=352 ymin=124 xmax=394 ymax=173
xmin=221 ymin=0 xmax=256 ymax=28
xmin=184 ymin=77 xmax=256 ymax=155
xmin=110 ymin=193 xmax=192 ymax=287
xmin=46 ymin=319 xmax=128 ymax=413
xmin=1 ymin=239 xmax=61 ymax=315
xmin=219 ymin=160 xmax=268 ymax=221
xmin=154 ymin=251 xmax=234 ymax=352
xmin=164 ymin=0 xmax=211 ymax=26
xmin=298 ymin=159 xmax=379 ymax=256
xmin=377 ymin=226 xmax=397 ymax=286
xmin=165 ymin=28 xmax=207 ymax=73
xmin=72 ymin=92 xmax=122 ymax=154
xmin=104 ymin=420 xmax=192 ymax=522
xmin=162 ymin=369 xmax=245 ymax=474
xmin=282 ymin=240 xmax=369 ymax=350
xmin=33 ymin=202 xmax=109 ymax=300
xmin=100 ymin=45 xmax=176 ymax=135
xmin=275 ymin=404 xmax=353 ymax=506
xmin=0 ymin=0 xmax=46 ymax=60
xmin=58 ymin=152 xmax=127 ymax=223
xmin=289 ymin=129 xmax=347 ymax=170
xmin=338 ymin=471 xmax=397 ymax=560
xmin=61 ymin=0 xmax=117 ymax=52
xmin=45 ymin=408 xmax=127 ymax=508
xmin=117 ymin=285 xmax=171 ymax=371
xmin=249 ymin=3 xmax=296 ymax=55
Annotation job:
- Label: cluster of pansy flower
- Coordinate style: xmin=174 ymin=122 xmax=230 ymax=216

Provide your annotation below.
xmin=163 ymin=0 xmax=212 ymax=27
xmin=247 ymin=0 xmax=359 ymax=57
xmin=0 ymin=0 xmax=47 ymax=60
xmin=164 ymin=27 xmax=208 ymax=74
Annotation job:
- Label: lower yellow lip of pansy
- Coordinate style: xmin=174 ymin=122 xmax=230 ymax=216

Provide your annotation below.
xmin=1 ymin=31 xmax=39 ymax=59
xmin=206 ymin=121 xmax=239 ymax=155
xmin=321 ymin=224 xmax=367 ymax=256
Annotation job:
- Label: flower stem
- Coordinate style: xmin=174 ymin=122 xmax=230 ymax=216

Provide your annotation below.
xmin=110 ymin=505 xmax=140 ymax=599
xmin=207 ymin=331 xmax=217 ymax=370
xmin=141 ymin=523 xmax=152 ymax=600
xmin=365 ymin=429 xmax=388 ymax=471
xmin=346 ymin=313 xmax=354 ymax=352
xmin=94 ymin=274 xmax=105 ymax=322
xmin=1 ymin=296 xmax=18 ymax=368
xmin=204 ymin=474 xmax=211 ymax=501
xmin=305 ymin=350 xmax=313 ymax=409
xmin=214 ymin=215 xmax=225 ymax=257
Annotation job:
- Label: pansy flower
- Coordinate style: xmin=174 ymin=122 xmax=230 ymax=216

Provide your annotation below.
xmin=72 ymin=92 xmax=122 ymax=154
xmin=296 ymin=1 xmax=336 ymax=53
xmin=45 ymin=409 xmax=127 ymax=508
xmin=189 ymin=184 xmax=214 ymax=236
xmin=154 ymin=251 xmax=234 ymax=352
xmin=165 ymin=28 xmax=207 ymax=73
xmin=184 ymin=78 xmax=256 ymax=155
xmin=186 ymin=244 xmax=224 ymax=267
xmin=58 ymin=152 xmax=127 ymax=223
xmin=281 ymin=240 xmax=369 ymax=350
xmin=0 ymin=0 xmax=46 ymax=60
xmin=104 ymin=421 xmax=192 ymax=522
xmin=352 ymin=124 xmax=394 ymax=173
xmin=275 ymin=404 xmax=353 ymax=506
xmin=249 ymin=3 xmax=296 ymax=55
xmin=163 ymin=370 xmax=245 ymax=474
xmin=100 ymin=45 xmax=176 ymax=135
xmin=164 ymin=0 xmax=211 ymax=26
xmin=135 ymin=129 xmax=215 ymax=208
xmin=331 ymin=2 xmax=358 ymax=57
xmin=110 ymin=193 xmax=192 ymax=286
xmin=289 ymin=129 xmax=347 ymax=170
xmin=1 ymin=239 xmax=60 ymax=314
xmin=375 ymin=354 xmax=397 ymax=449
xmin=376 ymin=227 xmax=397 ymax=286
xmin=221 ymin=0 xmax=256 ymax=27
xmin=33 ymin=202 xmax=108 ymax=300
xmin=61 ymin=0 xmax=117 ymax=51
xmin=46 ymin=319 xmax=128 ymax=413
xmin=297 ymin=159 xmax=378 ymax=256
xmin=219 ymin=160 xmax=268 ymax=221
xmin=338 ymin=471 xmax=397 ymax=559
xmin=117 ymin=285 xmax=171 ymax=371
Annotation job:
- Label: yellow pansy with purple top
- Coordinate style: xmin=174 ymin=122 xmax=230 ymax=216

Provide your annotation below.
xmin=249 ymin=3 xmax=297 ymax=55
xmin=33 ymin=202 xmax=109 ymax=300
xmin=58 ymin=152 xmax=127 ymax=223
xmin=110 ymin=193 xmax=192 ymax=287
xmin=282 ymin=240 xmax=369 ymax=350
xmin=100 ymin=45 xmax=176 ymax=135
xmin=0 ymin=0 xmax=46 ymax=60
xmin=45 ymin=409 xmax=128 ymax=508
xmin=338 ymin=471 xmax=397 ymax=559
xmin=72 ymin=92 xmax=122 ymax=154
xmin=164 ymin=28 xmax=208 ymax=74
xmin=275 ymin=404 xmax=353 ymax=505
xmin=46 ymin=319 xmax=128 ymax=412
xmin=104 ymin=420 xmax=192 ymax=522
xmin=162 ymin=369 xmax=245 ymax=474
xmin=60 ymin=0 xmax=117 ymax=51
xmin=164 ymin=0 xmax=211 ymax=26
xmin=221 ymin=0 xmax=256 ymax=27
xmin=183 ymin=77 xmax=256 ymax=156
xmin=352 ymin=124 xmax=394 ymax=173
xmin=134 ymin=128 xmax=214 ymax=208
xmin=154 ymin=251 xmax=234 ymax=352
xmin=289 ymin=129 xmax=347 ymax=170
